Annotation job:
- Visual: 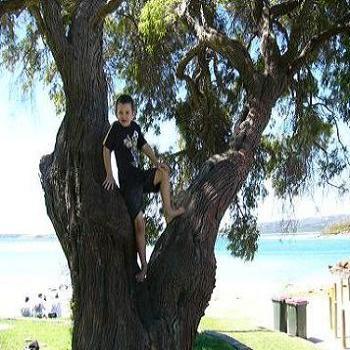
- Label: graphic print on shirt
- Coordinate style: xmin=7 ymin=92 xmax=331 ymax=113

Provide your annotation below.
xmin=123 ymin=130 xmax=140 ymax=167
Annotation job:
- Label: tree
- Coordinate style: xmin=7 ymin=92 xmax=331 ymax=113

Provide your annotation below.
xmin=1 ymin=0 xmax=349 ymax=349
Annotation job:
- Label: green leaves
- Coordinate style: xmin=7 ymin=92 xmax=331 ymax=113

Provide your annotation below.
xmin=227 ymin=212 xmax=260 ymax=261
xmin=263 ymin=107 xmax=343 ymax=198
xmin=138 ymin=0 xmax=181 ymax=54
xmin=0 ymin=10 xmax=66 ymax=115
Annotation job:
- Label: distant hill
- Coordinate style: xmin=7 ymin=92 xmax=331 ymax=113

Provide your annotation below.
xmin=258 ymin=214 xmax=350 ymax=234
xmin=1 ymin=213 xmax=350 ymax=237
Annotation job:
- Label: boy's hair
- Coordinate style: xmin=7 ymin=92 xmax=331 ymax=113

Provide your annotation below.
xmin=115 ymin=94 xmax=135 ymax=113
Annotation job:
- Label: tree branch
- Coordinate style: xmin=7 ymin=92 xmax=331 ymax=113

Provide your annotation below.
xmin=0 ymin=0 xmax=34 ymax=18
xmin=272 ymin=18 xmax=289 ymax=46
xmin=259 ymin=10 xmax=283 ymax=77
xmin=252 ymin=0 xmax=264 ymax=26
xmin=179 ymin=2 xmax=256 ymax=95
xmin=28 ymin=4 xmax=47 ymax=38
xmin=270 ymin=0 xmax=304 ymax=18
xmin=176 ymin=44 xmax=202 ymax=80
xmin=93 ymin=0 xmax=123 ymax=26
xmin=289 ymin=22 xmax=350 ymax=74
xmin=40 ymin=0 xmax=71 ymax=68
xmin=281 ymin=0 xmax=313 ymax=65
xmin=176 ymin=43 xmax=210 ymax=107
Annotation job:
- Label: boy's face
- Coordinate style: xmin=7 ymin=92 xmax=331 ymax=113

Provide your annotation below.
xmin=116 ymin=102 xmax=134 ymax=127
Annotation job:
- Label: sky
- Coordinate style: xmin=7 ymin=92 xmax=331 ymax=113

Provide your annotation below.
xmin=0 ymin=73 xmax=349 ymax=235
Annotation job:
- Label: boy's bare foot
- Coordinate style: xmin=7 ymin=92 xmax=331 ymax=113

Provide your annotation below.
xmin=135 ymin=264 xmax=147 ymax=283
xmin=165 ymin=206 xmax=185 ymax=224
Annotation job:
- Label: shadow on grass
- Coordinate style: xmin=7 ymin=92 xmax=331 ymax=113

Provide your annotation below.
xmin=307 ymin=337 xmax=323 ymax=344
xmin=204 ymin=330 xmax=253 ymax=350
xmin=212 ymin=326 xmax=273 ymax=334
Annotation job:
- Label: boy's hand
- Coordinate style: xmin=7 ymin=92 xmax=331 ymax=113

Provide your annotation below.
xmin=156 ymin=162 xmax=170 ymax=172
xmin=103 ymin=174 xmax=116 ymax=191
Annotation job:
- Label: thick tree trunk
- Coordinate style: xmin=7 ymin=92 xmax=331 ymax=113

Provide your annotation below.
xmin=39 ymin=7 xmax=150 ymax=348
xmin=38 ymin=3 xmax=282 ymax=349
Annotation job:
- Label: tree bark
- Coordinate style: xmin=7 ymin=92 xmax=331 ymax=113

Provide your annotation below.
xmin=39 ymin=3 xmax=150 ymax=348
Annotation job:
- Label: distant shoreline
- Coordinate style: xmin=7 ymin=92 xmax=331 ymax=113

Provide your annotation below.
xmin=320 ymin=231 xmax=350 ymax=237
xmin=2 ymin=232 xmax=350 ymax=240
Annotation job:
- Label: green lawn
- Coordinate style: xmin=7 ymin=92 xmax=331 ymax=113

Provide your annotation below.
xmin=0 ymin=318 xmax=229 ymax=350
xmin=199 ymin=317 xmax=319 ymax=350
xmin=0 ymin=317 xmax=320 ymax=350
xmin=0 ymin=319 xmax=71 ymax=350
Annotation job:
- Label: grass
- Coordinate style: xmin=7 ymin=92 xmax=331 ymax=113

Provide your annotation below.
xmin=0 ymin=318 xmax=230 ymax=350
xmin=0 ymin=318 xmax=72 ymax=350
xmin=323 ymin=220 xmax=350 ymax=235
xmin=199 ymin=317 xmax=319 ymax=350
xmin=0 ymin=316 xmax=321 ymax=350
xmin=193 ymin=333 xmax=234 ymax=349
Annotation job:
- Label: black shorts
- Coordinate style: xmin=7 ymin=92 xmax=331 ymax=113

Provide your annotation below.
xmin=120 ymin=168 xmax=160 ymax=221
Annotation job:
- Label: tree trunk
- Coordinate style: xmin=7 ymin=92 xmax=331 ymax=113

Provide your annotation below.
xmin=39 ymin=10 xmax=150 ymax=348
xmin=38 ymin=3 xmax=281 ymax=349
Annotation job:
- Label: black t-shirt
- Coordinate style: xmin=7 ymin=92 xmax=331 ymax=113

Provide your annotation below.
xmin=103 ymin=120 xmax=147 ymax=188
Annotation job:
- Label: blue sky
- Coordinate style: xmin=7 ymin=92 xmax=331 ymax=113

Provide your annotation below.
xmin=0 ymin=72 xmax=349 ymax=235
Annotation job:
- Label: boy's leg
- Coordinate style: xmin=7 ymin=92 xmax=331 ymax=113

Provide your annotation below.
xmin=153 ymin=167 xmax=185 ymax=224
xmin=134 ymin=211 xmax=147 ymax=282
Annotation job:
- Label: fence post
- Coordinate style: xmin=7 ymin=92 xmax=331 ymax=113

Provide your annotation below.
xmin=341 ymin=309 xmax=346 ymax=349
xmin=335 ymin=300 xmax=338 ymax=338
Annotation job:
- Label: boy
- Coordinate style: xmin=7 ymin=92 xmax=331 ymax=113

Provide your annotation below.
xmin=102 ymin=94 xmax=185 ymax=282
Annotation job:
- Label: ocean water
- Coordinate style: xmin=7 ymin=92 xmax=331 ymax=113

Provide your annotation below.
xmin=0 ymin=233 xmax=349 ymax=317
xmin=215 ymin=233 xmax=350 ymax=287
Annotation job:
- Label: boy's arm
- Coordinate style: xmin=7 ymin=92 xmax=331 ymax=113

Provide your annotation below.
xmin=102 ymin=146 xmax=116 ymax=190
xmin=136 ymin=123 xmax=169 ymax=170
xmin=141 ymin=143 xmax=170 ymax=171
xmin=141 ymin=143 xmax=158 ymax=165
xmin=102 ymin=123 xmax=117 ymax=190
xmin=103 ymin=146 xmax=113 ymax=176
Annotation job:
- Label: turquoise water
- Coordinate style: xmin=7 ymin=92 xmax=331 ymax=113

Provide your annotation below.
xmin=0 ymin=233 xmax=349 ymax=316
xmin=215 ymin=233 xmax=350 ymax=284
